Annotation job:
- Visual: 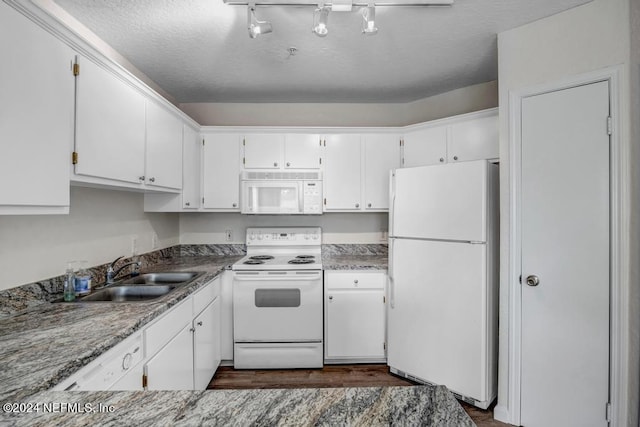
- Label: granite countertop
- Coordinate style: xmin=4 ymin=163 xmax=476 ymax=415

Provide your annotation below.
xmin=322 ymin=254 xmax=388 ymax=270
xmin=0 ymin=255 xmax=243 ymax=404
xmin=2 ymin=386 xmax=473 ymax=426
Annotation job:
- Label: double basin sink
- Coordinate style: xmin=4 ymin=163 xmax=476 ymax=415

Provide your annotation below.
xmin=76 ymin=272 xmax=203 ymax=303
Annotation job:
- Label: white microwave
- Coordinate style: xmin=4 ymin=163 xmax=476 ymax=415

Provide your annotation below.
xmin=240 ymin=171 xmax=323 ymax=215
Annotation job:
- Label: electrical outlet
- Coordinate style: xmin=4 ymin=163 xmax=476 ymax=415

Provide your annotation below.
xmin=131 ymin=235 xmax=138 ymax=256
xmin=225 ymin=230 xmax=233 ymax=242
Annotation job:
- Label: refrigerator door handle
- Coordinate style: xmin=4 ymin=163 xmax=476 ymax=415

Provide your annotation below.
xmin=388 ymin=238 xmax=395 ymax=309
xmin=389 ymin=170 xmax=396 ymax=237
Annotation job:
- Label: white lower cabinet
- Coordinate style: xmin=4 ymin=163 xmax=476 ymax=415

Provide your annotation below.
xmin=324 ymin=271 xmax=387 ymax=363
xmin=145 ymin=322 xmax=195 ymax=390
xmin=194 ymin=297 xmax=221 ymax=390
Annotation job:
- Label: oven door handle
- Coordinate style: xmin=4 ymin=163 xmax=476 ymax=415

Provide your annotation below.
xmin=233 ymin=274 xmax=322 ymax=282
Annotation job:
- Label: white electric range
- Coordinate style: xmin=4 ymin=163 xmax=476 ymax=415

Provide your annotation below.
xmin=232 ymin=227 xmax=323 ymax=369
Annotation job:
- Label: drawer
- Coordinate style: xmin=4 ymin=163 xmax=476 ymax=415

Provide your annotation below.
xmin=324 ymin=271 xmax=386 ymax=290
xmin=192 ymin=277 xmax=221 ymax=315
xmin=144 ymin=298 xmax=192 ymax=357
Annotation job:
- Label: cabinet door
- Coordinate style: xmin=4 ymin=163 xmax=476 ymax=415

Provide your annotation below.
xmin=0 ymin=3 xmax=73 ymax=213
xmin=323 ymin=134 xmax=361 ymax=211
xmin=284 ymin=134 xmax=321 ymax=169
xmin=402 ymin=126 xmax=448 ymax=168
xmin=145 ymin=323 xmax=194 ymax=390
xmin=243 ymin=134 xmax=283 ymax=169
xmin=203 ymin=134 xmax=241 ymax=210
xmin=220 ymin=271 xmax=234 ymax=361
xmin=194 ymin=297 xmax=221 ymax=390
xmin=325 ymin=288 xmax=386 ymax=359
xmin=182 ymin=126 xmax=201 ymax=209
xmin=74 ymin=56 xmax=146 ymax=184
xmin=145 ymin=100 xmax=183 ymax=190
xmin=363 ymin=134 xmax=401 ymax=210
xmin=448 ymin=115 xmax=498 ymax=162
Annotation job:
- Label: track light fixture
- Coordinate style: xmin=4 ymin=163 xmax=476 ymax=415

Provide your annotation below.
xmin=312 ymin=6 xmax=330 ymax=37
xmin=247 ymin=4 xmax=272 ymax=38
xmin=361 ymin=3 xmax=377 ymax=35
xmin=230 ymin=0 xmax=453 ymax=39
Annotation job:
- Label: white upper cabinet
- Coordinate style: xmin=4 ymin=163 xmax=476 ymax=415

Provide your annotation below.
xmin=363 ymin=134 xmax=401 ymax=210
xmin=182 ymin=126 xmax=201 ymax=209
xmin=323 ymin=134 xmax=361 ymax=211
xmin=0 ymin=3 xmax=74 ymax=214
xmin=284 ymin=134 xmax=322 ymax=169
xmin=203 ymin=133 xmax=241 ymax=210
xmin=402 ymin=125 xmax=448 ymax=168
xmin=448 ymin=114 xmax=498 ymax=162
xmin=145 ymin=100 xmax=183 ymax=190
xmin=74 ymin=55 xmax=146 ymax=185
xmin=242 ymin=134 xmax=283 ymax=169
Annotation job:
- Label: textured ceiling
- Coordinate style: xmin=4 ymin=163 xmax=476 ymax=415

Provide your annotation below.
xmin=54 ymin=0 xmax=592 ymax=103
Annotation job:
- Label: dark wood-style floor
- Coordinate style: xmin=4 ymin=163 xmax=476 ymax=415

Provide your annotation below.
xmin=207 ymin=364 xmax=511 ymax=426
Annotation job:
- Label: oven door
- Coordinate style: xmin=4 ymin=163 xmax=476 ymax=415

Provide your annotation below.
xmin=241 ymin=180 xmax=303 ymax=214
xmin=233 ymin=270 xmax=322 ymax=342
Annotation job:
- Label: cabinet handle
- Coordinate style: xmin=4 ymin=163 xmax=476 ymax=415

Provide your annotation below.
xmin=197 ymin=321 xmax=203 ymax=326
xmin=232 ymin=203 xmax=237 ymax=208
xmin=274 ymin=162 xmax=278 ymax=167
xmin=139 ymin=176 xmax=145 ymax=181
xmin=185 ymin=202 xmax=191 ymax=207
xmin=149 ymin=177 xmax=156 ymax=182
xmin=355 ymin=203 xmax=360 ymax=208
xmin=328 ymin=295 xmax=333 ymax=301
xmin=453 ymin=156 xmax=458 ymax=161
xmin=439 ymin=158 xmax=445 ymax=163
xmin=367 ymin=203 xmax=372 ymax=208
xmin=190 ymin=327 xmax=195 ymax=332
xmin=286 ymin=162 xmax=291 ymax=167
xmin=354 ymin=279 xmax=359 ymax=285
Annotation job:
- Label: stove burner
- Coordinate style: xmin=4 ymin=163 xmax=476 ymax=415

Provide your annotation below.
xmin=249 ymin=255 xmax=275 ymax=260
xmin=288 ymin=259 xmax=315 ymax=265
xmin=295 ymin=255 xmax=315 ymax=259
xmin=243 ymin=259 xmax=264 ymax=265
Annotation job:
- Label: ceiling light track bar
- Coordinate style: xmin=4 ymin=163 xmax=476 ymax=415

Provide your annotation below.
xmin=227 ymin=0 xmax=452 ymax=6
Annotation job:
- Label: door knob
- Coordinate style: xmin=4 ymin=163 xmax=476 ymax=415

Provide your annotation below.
xmin=525 ymin=275 xmax=540 ymax=287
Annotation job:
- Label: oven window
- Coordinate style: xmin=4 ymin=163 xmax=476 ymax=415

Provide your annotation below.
xmin=255 ymin=289 xmax=301 ymax=307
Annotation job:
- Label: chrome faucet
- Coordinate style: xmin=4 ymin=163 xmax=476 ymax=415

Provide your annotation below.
xmin=106 ymin=256 xmax=142 ymax=284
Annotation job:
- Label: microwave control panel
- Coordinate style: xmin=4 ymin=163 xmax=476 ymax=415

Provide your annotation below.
xmin=303 ymin=181 xmax=322 ymax=214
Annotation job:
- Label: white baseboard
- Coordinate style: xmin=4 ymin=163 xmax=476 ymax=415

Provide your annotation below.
xmin=493 ymin=405 xmax=513 ymax=425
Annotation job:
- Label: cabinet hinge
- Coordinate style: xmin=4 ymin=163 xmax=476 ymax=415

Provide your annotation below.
xmin=72 ymin=151 xmax=78 ymax=165
xmin=383 ymin=342 xmax=386 ymax=350
xmin=605 ymin=402 xmax=611 ymax=422
xmin=319 ymin=138 xmax=322 ymax=146
xmin=319 ymin=158 xmax=322 ymax=165
xmin=243 ymin=138 xmax=246 ymax=146
xmin=142 ymin=374 xmax=148 ymax=389
xmin=401 ymin=157 xmax=405 ymax=166
xmin=202 ymin=139 xmax=205 ymax=146
xmin=323 ymin=140 xmax=326 ymax=147
xmin=607 ymin=116 xmax=612 ymax=136
xmin=399 ymin=139 xmax=403 ymax=146
xmin=243 ymin=157 xmax=245 ymax=165
xmin=383 ymin=295 xmax=386 ymax=303
xmin=72 ymin=63 xmax=80 ymax=76
xmin=324 ymin=198 xmax=327 ymax=206
xmin=202 ymin=197 xmax=205 ymax=204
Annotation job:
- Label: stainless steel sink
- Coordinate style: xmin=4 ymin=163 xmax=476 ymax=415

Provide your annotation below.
xmin=117 ymin=272 xmax=200 ymax=285
xmin=64 ymin=271 xmax=204 ymax=303
xmin=80 ymin=285 xmax=174 ymax=302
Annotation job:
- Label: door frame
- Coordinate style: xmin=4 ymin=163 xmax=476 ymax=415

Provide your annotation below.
xmin=506 ymin=66 xmax=629 ymax=426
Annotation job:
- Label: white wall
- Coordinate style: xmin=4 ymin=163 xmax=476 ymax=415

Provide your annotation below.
xmin=496 ymin=0 xmax=635 ymax=424
xmin=0 ymin=187 xmax=179 ymax=291
xmin=180 ymin=212 xmax=388 ymax=245
xmin=178 ymin=81 xmax=497 ymax=127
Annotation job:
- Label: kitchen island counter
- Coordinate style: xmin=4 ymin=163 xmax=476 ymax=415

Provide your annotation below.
xmin=2 ymin=385 xmax=473 ymax=426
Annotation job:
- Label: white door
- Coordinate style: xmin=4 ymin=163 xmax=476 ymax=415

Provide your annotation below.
xmin=243 ymin=134 xmax=283 ymax=169
xmin=520 ymin=81 xmax=610 ymax=426
xmin=391 ymin=161 xmax=488 ymax=242
xmin=182 ymin=126 xmax=201 ymax=209
xmin=145 ymin=100 xmax=183 ymax=190
xmin=388 ymin=238 xmax=489 ymax=402
xmin=203 ymin=133 xmax=241 ymax=210
xmin=145 ymin=323 xmax=194 ymax=390
xmin=448 ymin=115 xmax=498 ymax=162
xmin=284 ymin=134 xmax=321 ymax=169
xmin=402 ymin=125 xmax=447 ymax=167
xmin=193 ymin=297 xmax=221 ymax=390
xmin=363 ymin=134 xmax=401 ymax=210
xmin=323 ymin=134 xmax=362 ymax=211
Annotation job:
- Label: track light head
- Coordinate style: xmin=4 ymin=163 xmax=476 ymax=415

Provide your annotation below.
xmin=247 ymin=5 xmax=272 ymax=38
xmin=361 ymin=5 xmax=378 ymax=35
xmin=312 ymin=6 xmax=330 ymax=37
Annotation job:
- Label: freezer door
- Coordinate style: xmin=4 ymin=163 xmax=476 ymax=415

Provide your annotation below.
xmin=391 ymin=161 xmax=488 ymax=242
xmin=387 ymin=238 xmax=491 ymax=402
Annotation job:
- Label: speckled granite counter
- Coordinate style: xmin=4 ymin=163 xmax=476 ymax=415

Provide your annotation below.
xmin=2 ymin=386 xmax=473 ymax=426
xmin=322 ymin=244 xmax=388 ymax=270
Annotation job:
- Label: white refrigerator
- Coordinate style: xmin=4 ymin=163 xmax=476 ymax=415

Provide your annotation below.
xmin=387 ymin=160 xmax=499 ymax=409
